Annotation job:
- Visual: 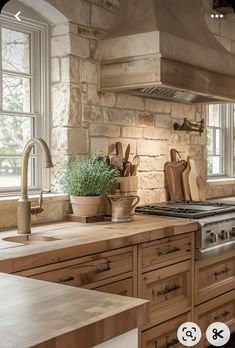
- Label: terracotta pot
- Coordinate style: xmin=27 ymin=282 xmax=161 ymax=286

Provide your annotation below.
xmin=70 ymin=196 xmax=101 ymax=216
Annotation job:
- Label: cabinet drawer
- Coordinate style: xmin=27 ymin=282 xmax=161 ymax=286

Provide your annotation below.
xmin=195 ymin=254 xmax=235 ymax=305
xmin=141 ymin=261 xmax=191 ymax=328
xmin=141 ymin=234 xmax=192 ymax=272
xmin=142 ymin=312 xmax=191 ymax=348
xmin=195 ymin=290 xmax=235 ymax=348
xmin=30 ymin=248 xmax=133 ymax=288
xmin=94 ymin=277 xmax=133 ymax=297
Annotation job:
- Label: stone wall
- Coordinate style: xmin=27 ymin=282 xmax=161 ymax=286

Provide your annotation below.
xmin=48 ymin=0 xmax=208 ymax=204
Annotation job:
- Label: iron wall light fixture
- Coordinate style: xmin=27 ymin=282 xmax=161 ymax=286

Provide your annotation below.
xmin=173 ymin=118 xmax=204 ymax=136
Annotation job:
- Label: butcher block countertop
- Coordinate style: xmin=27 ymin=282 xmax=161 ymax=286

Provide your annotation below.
xmin=0 ymin=272 xmax=149 ymax=348
xmin=0 ymin=215 xmax=198 ymax=273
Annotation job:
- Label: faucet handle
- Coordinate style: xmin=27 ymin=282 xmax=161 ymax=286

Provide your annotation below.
xmin=31 ymin=189 xmax=50 ymax=216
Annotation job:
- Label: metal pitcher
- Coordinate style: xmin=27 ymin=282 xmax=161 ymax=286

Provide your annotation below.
xmin=107 ymin=194 xmax=140 ymax=222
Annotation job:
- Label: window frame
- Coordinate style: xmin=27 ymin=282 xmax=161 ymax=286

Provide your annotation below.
xmin=0 ymin=11 xmax=50 ymax=195
xmin=207 ymin=103 xmax=234 ymax=179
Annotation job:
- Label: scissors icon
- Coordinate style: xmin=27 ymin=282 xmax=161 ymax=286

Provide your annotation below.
xmin=212 ymin=328 xmax=224 ymax=340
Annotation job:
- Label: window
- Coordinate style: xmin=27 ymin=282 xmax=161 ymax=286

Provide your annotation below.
xmin=0 ymin=13 xmax=49 ymax=194
xmin=207 ymin=104 xmax=233 ymax=178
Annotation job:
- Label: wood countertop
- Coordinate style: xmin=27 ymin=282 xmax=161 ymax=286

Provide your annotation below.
xmin=0 ymin=215 xmax=198 ymax=273
xmin=0 ymin=272 xmax=149 ymax=348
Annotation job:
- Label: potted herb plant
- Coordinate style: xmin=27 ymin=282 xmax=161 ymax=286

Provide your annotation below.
xmin=60 ymin=155 xmax=118 ymax=216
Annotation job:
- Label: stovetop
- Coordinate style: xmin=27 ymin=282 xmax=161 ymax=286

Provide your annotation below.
xmin=135 ymin=200 xmax=235 ymax=219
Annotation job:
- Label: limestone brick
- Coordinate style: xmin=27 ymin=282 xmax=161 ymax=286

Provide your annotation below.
xmin=89 ymin=124 xmax=120 ymax=137
xmin=140 ymin=172 xmax=165 ymax=189
xmin=137 ymin=112 xmax=154 ymax=127
xmin=87 ymin=84 xmax=101 ymax=105
xmin=171 ymin=103 xmax=196 ymax=120
xmin=121 ymin=127 xmax=143 ymax=139
xmin=137 ymin=140 xmax=167 ymax=156
xmin=138 ymin=156 xmax=167 ymax=172
xmin=80 ymin=60 xmax=98 ymax=83
xmin=51 ymin=22 xmax=78 ymax=37
xmin=145 ymin=99 xmax=171 ymax=114
xmin=104 ymin=108 xmax=136 ymax=126
xmin=169 ymin=133 xmax=190 ymax=146
xmin=67 ymin=127 xmax=89 ymax=155
xmin=61 ymin=55 xmax=79 ymax=83
xmin=51 ymin=34 xmax=70 ymax=57
xmin=52 ymin=83 xmax=81 ymax=127
xmin=82 ymin=105 xmax=103 ymax=122
xmin=51 ymin=57 xmax=60 ymax=83
xmin=54 ymin=0 xmax=90 ymax=26
xmin=143 ymin=128 xmax=170 ymax=140
xmin=116 ymin=94 xmax=144 ymax=111
xmin=101 ymin=92 xmax=116 ymax=107
xmin=154 ymin=114 xmax=172 ymax=128
xmin=91 ymin=137 xmax=109 ymax=154
xmin=103 ymin=0 xmax=120 ymax=12
xmin=138 ymin=189 xmax=167 ymax=204
xmin=70 ymin=33 xmax=90 ymax=58
xmin=91 ymin=4 xmax=116 ymax=30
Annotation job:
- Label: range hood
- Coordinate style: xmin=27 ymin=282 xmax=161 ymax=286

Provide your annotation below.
xmin=98 ymin=0 xmax=235 ymax=103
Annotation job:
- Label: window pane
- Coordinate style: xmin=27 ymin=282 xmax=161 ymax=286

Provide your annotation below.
xmin=0 ymin=115 xmax=32 ymax=155
xmin=0 ymin=158 xmax=34 ymax=188
xmin=207 ymin=128 xmax=214 ymax=155
xmin=1 ymin=28 xmax=30 ymax=73
xmin=2 ymin=75 xmax=31 ymax=112
xmin=208 ymin=156 xmax=223 ymax=175
xmin=208 ymin=105 xmax=221 ymax=127
xmin=215 ymin=129 xmax=223 ymax=155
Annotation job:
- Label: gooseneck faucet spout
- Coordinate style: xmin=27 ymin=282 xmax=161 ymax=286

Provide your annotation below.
xmin=17 ymin=137 xmax=53 ymax=234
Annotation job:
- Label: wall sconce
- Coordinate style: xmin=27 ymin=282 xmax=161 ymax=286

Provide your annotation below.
xmin=173 ymin=118 xmax=204 ymax=136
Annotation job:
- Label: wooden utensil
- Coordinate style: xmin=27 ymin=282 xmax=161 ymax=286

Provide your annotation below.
xmin=124 ymin=162 xmax=131 ymax=177
xmin=188 ymin=158 xmax=200 ymax=201
xmin=125 ymin=144 xmax=130 ymax=162
xmin=110 ymin=142 xmax=124 ymax=173
xmin=131 ymin=155 xmax=140 ymax=176
xmin=181 ymin=158 xmax=191 ymax=201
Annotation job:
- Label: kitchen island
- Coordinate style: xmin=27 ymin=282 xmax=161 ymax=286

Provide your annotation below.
xmin=0 ymin=272 xmax=148 ymax=348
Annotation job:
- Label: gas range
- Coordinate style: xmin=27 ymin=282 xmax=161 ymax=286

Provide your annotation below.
xmin=136 ymin=201 xmax=235 ymax=258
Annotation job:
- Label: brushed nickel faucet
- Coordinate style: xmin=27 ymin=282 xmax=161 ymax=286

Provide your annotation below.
xmin=17 ymin=137 xmax=53 ymax=234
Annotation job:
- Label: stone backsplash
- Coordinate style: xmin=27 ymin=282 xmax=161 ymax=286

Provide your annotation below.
xmin=1 ymin=0 xmax=235 ymax=230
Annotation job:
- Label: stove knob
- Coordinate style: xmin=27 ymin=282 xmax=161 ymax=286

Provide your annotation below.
xmin=220 ymin=229 xmax=230 ymax=240
xmin=208 ymin=232 xmax=218 ymax=244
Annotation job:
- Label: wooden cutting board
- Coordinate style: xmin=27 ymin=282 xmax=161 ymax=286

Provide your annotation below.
xmin=188 ymin=158 xmax=200 ymax=201
xmin=181 ymin=158 xmax=191 ymax=201
xmin=164 ymin=160 xmax=187 ymax=201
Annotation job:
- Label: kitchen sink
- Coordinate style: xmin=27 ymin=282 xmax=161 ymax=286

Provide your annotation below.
xmin=2 ymin=235 xmax=60 ymax=245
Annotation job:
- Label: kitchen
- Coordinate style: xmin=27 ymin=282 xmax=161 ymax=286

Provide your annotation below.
xmin=0 ymin=0 xmax=235 ymax=347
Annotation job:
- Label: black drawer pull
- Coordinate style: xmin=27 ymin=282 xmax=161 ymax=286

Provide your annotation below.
xmin=214 ymin=267 xmax=231 ymax=278
xmin=214 ymin=310 xmax=230 ymax=321
xmin=158 ymin=247 xmax=180 ymax=256
xmin=156 ymin=284 xmax=181 ymax=297
xmin=57 ymin=275 xmax=75 ymax=283
xmin=96 ymin=260 xmax=111 ymax=273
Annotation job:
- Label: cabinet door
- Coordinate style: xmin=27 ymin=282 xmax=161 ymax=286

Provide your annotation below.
xmin=142 ymin=312 xmax=191 ymax=348
xmin=94 ymin=277 xmax=133 ymax=297
xmin=195 ymin=290 xmax=235 ymax=348
xmin=195 ymin=254 xmax=235 ymax=305
xmin=29 ymin=248 xmax=133 ymax=288
xmin=141 ymin=234 xmax=192 ymax=273
xmin=141 ymin=261 xmax=192 ymax=328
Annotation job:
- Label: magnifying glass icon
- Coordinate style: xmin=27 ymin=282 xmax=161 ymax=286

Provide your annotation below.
xmin=186 ymin=331 xmax=193 ymax=338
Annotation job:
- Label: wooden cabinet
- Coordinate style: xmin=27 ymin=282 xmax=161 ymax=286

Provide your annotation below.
xmin=195 ymin=290 xmax=235 ymax=348
xmin=94 ymin=277 xmax=133 ymax=297
xmin=16 ymin=247 xmax=134 ymax=289
xmin=142 ymin=312 xmax=191 ymax=348
xmin=141 ymin=234 xmax=192 ymax=273
xmin=141 ymin=261 xmax=192 ymax=328
xmin=195 ymin=252 xmax=235 ymax=305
